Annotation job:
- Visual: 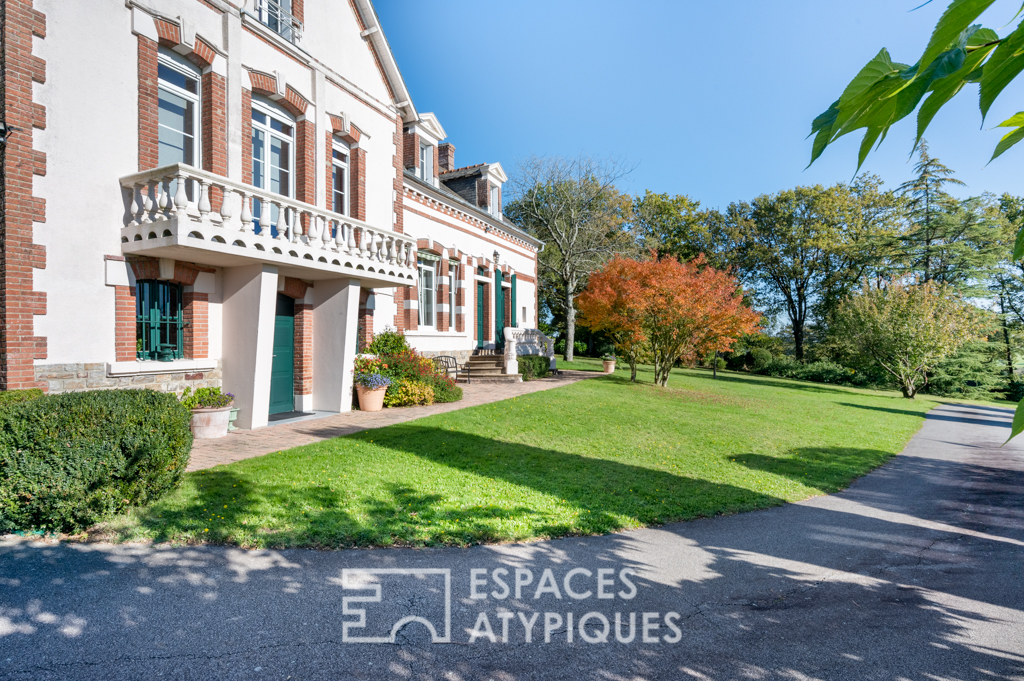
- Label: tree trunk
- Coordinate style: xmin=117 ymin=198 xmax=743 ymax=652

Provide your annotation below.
xmin=564 ymin=289 xmax=576 ymax=362
xmin=901 ymin=381 xmax=917 ymax=399
xmin=1002 ymin=300 xmax=1014 ymax=378
xmin=793 ymin=322 xmax=805 ymax=361
xmin=713 ymin=351 xmax=718 ymax=379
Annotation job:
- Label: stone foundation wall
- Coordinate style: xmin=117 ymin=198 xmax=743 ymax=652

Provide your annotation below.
xmin=35 ymin=360 xmax=223 ymax=395
xmin=418 ymin=349 xmax=473 ymax=364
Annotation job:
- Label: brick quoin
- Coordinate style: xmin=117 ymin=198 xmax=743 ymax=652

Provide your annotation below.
xmin=241 ymin=88 xmax=253 ymax=184
xmin=295 ymin=118 xmax=316 ymax=234
xmin=438 ymin=258 xmax=449 ymax=332
xmin=293 ymin=304 xmax=312 ymax=397
xmin=201 ymin=70 xmax=227 ymax=210
xmin=138 ymin=35 xmax=159 ymax=171
xmin=402 ymin=130 xmax=419 ymax=170
xmin=183 ymin=292 xmax=209 ymax=359
xmin=114 ymin=286 xmax=137 ymax=362
xmin=292 ymin=0 xmax=304 ymax=24
xmin=350 ymin=146 xmax=366 ymax=220
xmin=358 ymin=289 xmax=373 ymax=350
xmin=455 ymin=259 xmax=465 ymax=333
xmin=1 ymin=0 xmax=48 ymax=390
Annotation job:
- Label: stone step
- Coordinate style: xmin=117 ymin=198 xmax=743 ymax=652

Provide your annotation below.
xmin=457 ymin=374 xmax=521 ymax=384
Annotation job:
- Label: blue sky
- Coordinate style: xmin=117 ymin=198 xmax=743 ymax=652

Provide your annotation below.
xmin=375 ymin=1 xmax=1024 ymax=210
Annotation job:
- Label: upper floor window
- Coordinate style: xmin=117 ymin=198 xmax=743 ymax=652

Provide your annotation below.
xmin=251 ymin=99 xmax=294 ymax=236
xmin=332 ymin=140 xmax=349 ymax=216
xmin=157 ymin=50 xmax=201 ymax=200
xmin=418 ymin=143 xmax=432 ymax=182
xmin=136 ymin=280 xmax=183 ymax=362
xmin=449 ymin=262 xmax=458 ymax=321
xmin=252 ymin=0 xmax=302 ymax=43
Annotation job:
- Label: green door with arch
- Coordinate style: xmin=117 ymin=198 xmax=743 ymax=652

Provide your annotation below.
xmin=269 ymin=293 xmax=295 ymax=415
xmin=476 ymin=282 xmax=485 ymax=349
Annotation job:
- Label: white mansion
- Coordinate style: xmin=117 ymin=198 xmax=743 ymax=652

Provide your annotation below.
xmin=0 ymin=0 xmax=544 ymax=428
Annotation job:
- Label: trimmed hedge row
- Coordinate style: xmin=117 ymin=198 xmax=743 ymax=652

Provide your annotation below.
xmin=0 ymin=389 xmax=193 ymax=533
xmin=0 ymin=389 xmax=44 ymax=407
xmin=518 ymin=355 xmax=551 ymax=381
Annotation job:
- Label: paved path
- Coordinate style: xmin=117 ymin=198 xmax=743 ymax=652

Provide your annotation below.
xmin=188 ymin=370 xmax=597 ymax=470
xmin=1 ymin=403 xmax=1022 ymax=680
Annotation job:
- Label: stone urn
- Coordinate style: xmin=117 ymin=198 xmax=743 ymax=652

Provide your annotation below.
xmin=602 ymin=359 xmax=616 ymax=374
xmin=356 ymin=385 xmax=387 ymax=412
xmin=190 ymin=406 xmax=233 ymax=439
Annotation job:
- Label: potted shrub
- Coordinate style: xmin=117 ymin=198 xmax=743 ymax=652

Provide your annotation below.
xmin=602 ymin=354 xmax=617 ymax=373
xmin=180 ymin=387 xmax=235 ymax=439
xmin=354 ymin=372 xmax=391 ymax=412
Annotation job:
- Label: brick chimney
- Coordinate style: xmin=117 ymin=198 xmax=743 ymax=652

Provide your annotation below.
xmin=438 ymin=143 xmax=455 ymax=173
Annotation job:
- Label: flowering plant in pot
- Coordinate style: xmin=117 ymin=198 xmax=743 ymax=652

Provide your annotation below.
xmin=180 ymin=387 xmax=235 ymax=439
xmin=354 ymin=372 xmax=392 ymax=412
xmin=601 ymin=354 xmax=617 ymax=374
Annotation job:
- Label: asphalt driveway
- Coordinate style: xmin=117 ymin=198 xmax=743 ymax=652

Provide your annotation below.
xmin=1 ymin=402 xmax=1022 ymax=680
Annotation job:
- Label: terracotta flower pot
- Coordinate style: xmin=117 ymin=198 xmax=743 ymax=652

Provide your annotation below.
xmin=356 ymin=385 xmax=387 ymax=412
xmin=190 ymin=405 xmax=233 ymax=439
xmin=602 ymin=360 xmax=616 ymax=374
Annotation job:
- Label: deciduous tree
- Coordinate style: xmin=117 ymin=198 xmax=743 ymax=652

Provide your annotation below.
xmin=833 ymin=280 xmax=983 ymax=399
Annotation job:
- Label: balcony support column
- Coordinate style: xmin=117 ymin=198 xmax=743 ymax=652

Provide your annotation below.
xmin=222 ymin=264 xmax=279 ymax=429
xmin=312 ymin=278 xmax=361 ymax=413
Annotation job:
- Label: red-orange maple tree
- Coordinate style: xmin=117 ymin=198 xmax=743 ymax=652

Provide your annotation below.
xmin=579 ymin=255 xmax=760 ymax=386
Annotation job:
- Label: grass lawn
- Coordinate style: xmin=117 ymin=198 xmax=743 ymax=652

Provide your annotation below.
xmin=98 ymin=361 xmax=957 ymax=549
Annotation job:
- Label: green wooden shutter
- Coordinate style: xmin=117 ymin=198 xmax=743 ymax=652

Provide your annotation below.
xmin=511 ymin=274 xmax=517 ymax=328
xmin=495 ymin=270 xmax=505 ymax=345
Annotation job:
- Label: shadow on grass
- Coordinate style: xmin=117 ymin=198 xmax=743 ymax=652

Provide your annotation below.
xmin=733 ymin=446 xmax=896 ymax=494
xmin=838 ymin=402 xmax=1011 ymax=427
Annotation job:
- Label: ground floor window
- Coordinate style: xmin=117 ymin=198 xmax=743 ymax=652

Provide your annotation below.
xmin=136 ymin=280 xmax=183 ymax=361
xmin=418 ymin=256 xmax=438 ymax=328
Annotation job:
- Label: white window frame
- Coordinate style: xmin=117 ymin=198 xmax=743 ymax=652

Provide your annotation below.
xmin=449 ymin=262 xmax=458 ymax=325
xmin=419 ymin=143 xmax=432 ymax=181
xmin=156 ymin=49 xmax=201 ymax=171
xmin=331 ymin=138 xmax=349 ymax=217
xmin=251 ymin=97 xmax=295 ymax=198
xmin=417 ymin=257 xmax=438 ymax=328
xmin=490 ymin=186 xmax=500 ymax=217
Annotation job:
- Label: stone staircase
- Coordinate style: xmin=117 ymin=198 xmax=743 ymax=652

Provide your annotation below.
xmin=460 ymin=352 xmax=521 ymax=384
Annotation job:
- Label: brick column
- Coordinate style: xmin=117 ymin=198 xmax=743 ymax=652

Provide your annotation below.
xmin=241 ymin=88 xmax=253 ymax=184
xmin=115 ymin=286 xmax=137 ymax=362
xmin=350 ymin=146 xmax=366 ymax=220
xmin=201 ymin=70 xmax=227 ymax=210
xmin=358 ymin=288 xmax=374 ymax=350
xmin=294 ymin=303 xmax=312 ymax=400
xmin=183 ymin=292 xmax=209 ymax=359
xmin=138 ymin=35 xmax=159 ymax=170
xmin=403 ymin=130 xmax=419 ymax=171
xmin=455 ymin=260 xmax=465 ymax=332
xmin=438 ymin=259 xmax=449 ymax=332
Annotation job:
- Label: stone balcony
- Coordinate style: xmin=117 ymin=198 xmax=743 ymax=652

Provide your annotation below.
xmin=119 ymin=163 xmax=417 ymax=287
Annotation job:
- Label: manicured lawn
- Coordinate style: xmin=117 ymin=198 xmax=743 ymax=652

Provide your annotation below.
xmin=99 ymin=362 xmax=949 ymax=549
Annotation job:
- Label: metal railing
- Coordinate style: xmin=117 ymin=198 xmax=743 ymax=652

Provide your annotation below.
xmin=251 ymin=0 xmax=303 ymax=43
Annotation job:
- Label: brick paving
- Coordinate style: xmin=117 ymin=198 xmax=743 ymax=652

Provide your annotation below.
xmin=187 ymin=370 xmax=599 ymax=471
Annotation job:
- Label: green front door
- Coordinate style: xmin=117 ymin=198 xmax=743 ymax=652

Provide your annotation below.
xmin=495 ymin=271 xmax=505 ymax=345
xmin=269 ymin=293 xmax=295 ymax=415
xmin=476 ymin=282 xmax=485 ymax=349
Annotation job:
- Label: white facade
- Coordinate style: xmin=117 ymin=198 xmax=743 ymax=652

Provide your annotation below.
xmin=16 ymin=0 xmax=541 ymax=428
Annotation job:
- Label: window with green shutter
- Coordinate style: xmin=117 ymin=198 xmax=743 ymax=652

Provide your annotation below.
xmin=136 ymin=280 xmax=184 ymax=361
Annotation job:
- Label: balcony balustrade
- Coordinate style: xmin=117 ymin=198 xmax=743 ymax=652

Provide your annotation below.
xmin=119 ymin=163 xmax=416 ymax=286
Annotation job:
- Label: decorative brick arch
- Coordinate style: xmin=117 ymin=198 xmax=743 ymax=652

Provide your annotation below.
xmin=247 ymin=70 xmax=309 ymax=117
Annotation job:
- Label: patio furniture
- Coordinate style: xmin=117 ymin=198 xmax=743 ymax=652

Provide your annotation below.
xmin=432 ymin=355 xmax=469 ymax=384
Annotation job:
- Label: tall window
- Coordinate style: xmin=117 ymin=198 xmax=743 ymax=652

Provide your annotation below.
xmin=252 ymin=0 xmax=299 ymax=43
xmin=332 ymin=140 xmax=349 ymax=216
xmin=157 ymin=50 xmax=200 ymax=199
xmin=449 ymin=262 xmax=458 ymax=326
xmin=418 ymin=256 xmax=438 ymax=328
xmin=418 ymin=143 xmax=432 ymax=181
xmin=251 ymin=100 xmax=294 ymax=236
xmin=136 ymin=280 xmax=183 ymax=361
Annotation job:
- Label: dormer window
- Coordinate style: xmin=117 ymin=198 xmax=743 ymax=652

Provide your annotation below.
xmin=418 ymin=143 xmax=432 ymax=182
xmin=490 ymin=186 xmax=500 ymax=217
xmin=252 ymin=0 xmax=302 ymax=43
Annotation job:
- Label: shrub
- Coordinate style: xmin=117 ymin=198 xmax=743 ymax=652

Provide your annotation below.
xmin=518 ymin=355 xmax=551 ymax=381
xmin=367 ymin=327 xmax=411 ymax=356
xmin=0 ymin=389 xmax=193 ymax=533
xmin=0 ymin=389 xmax=43 ymax=408
xmin=428 ymin=376 xmax=463 ymax=403
xmin=383 ymin=379 xmax=435 ymax=407
xmin=180 ymin=386 xmax=234 ymax=410
xmin=751 ymin=348 xmax=773 ymax=371
xmin=753 ymin=357 xmax=856 ymax=385
xmin=555 ymin=339 xmax=588 ymax=357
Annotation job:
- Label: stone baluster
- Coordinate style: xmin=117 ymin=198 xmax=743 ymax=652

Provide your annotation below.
xmin=386 ymin=236 xmax=395 ymax=264
xmin=290 ymin=208 xmax=301 ymax=244
xmin=138 ymin=183 xmax=153 ymax=224
xmin=147 ymin=180 xmax=162 ymax=222
xmin=220 ymin=186 xmax=235 ymax=229
xmin=405 ymin=241 xmax=414 ymax=268
xmin=128 ymin=184 xmax=142 ymax=227
xmin=197 ymin=179 xmax=212 ymax=221
xmin=239 ymin=190 xmax=253 ymax=234
xmin=306 ymin=211 xmax=319 ymax=246
xmin=357 ymin=227 xmax=369 ymax=258
xmin=160 ymin=177 xmax=173 ymax=220
xmin=173 ymin=168 xmax=189 ymax=219
xmin=274 ymin=201 xmax=287 ymax=240
xmin=346 ymin=223 xmax=356 ymax=254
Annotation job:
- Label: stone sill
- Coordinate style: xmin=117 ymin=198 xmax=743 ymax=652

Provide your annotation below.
xmin=402 ymin=330 xmax=470 ymax=338
xmin=107 ymin=359 xmax=219 ymax=377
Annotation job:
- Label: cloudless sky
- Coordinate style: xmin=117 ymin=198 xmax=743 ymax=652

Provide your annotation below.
xmin=374 ymin=1 xmax=1024 ymax=210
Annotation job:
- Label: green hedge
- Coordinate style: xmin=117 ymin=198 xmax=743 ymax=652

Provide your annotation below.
xmin=0 ymin=389 xmax=44 ymax=408
xmin=518 ymin=355 xmax=551 ymax=381
xmin=0 ymin=389 xmax=193 ymax=533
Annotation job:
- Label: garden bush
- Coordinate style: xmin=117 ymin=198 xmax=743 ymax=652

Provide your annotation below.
xmin=751 ymin=348 xmax=773 ymax=371
xmin=0 ymin=389 xmax=193 ymax=533
xmin=367 ymin=327 xmax=411 ymax=356
xmin=383 ymin=379 xmax=435 ymax=407
xmin=555 ymin=339 xmax=588 ymax=357
xmin=429 ymin=376 xmax=463 ymax=403
xmin=518 ymin=355 xmax=551 ymax=381
xmin=753 ymin=357 xmax=857 ymax=385
xmin=364 ymin=350 xmax=463 ymax=404
xmin=0 ymin=389 xmax=43 ymax=408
